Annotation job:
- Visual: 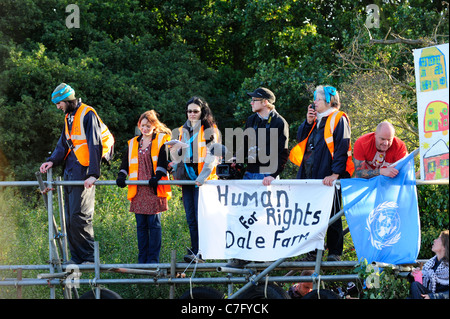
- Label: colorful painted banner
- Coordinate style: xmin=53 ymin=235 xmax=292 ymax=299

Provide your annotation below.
xmin=413 ymin=43 xmax=449 ymax=180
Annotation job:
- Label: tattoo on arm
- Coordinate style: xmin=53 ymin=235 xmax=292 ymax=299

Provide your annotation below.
xmin=353 ymin=159 xmax=380 ymax=179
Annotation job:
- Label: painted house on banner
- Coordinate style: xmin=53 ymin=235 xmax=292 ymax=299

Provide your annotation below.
xmin=419 ymin=46 xmax=447 ymax=92
xmin=423 ymin=139 xmax=449 ymax=180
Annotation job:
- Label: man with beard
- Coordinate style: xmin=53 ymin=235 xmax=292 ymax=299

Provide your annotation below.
xmin=40 ymin=83 xmax=113 ymax=264
xmin=353 ymin=121 xmax=408 ymax=179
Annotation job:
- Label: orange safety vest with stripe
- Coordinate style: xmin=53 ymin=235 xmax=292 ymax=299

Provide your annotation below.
xmin=177 ymin=124 xmax=219 ymax=181
xmin=289 ymin=110 xmax=355 ymax=177
xmin=64 ymin=103 xmax=114 ymax=167
xmin=127 ymin=133 xmax=172 ymax=201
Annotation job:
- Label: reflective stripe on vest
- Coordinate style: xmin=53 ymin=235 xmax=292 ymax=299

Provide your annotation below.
xmin=178 ymin=125 xmax=219 ymax=181
xmin=127 ymin=134 xmax=172 ymax=201
xmin=289 ymin=110 xmax=355 ymax=176
xmin=64 ymin=103 xmax=114 ymax=166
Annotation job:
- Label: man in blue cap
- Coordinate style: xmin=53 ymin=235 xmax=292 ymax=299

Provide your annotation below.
xmin=40 ymin=83 xmax=106 ymax=264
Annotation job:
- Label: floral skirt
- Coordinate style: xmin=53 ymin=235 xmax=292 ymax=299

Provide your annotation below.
xmin=130 ymin=186 xmax=168 ymax=215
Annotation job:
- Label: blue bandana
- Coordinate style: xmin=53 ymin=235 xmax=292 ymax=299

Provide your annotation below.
xmin=324 ymin=86 xmax=337 ymax=103
xmin=52 ymin=84 xmax=75 ymax=104
xmin=314 ymin=86 xmax=337 ymax=104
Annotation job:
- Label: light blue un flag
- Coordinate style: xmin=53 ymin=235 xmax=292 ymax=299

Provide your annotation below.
xmin=341 ymin=151 xmax=420 ymax=265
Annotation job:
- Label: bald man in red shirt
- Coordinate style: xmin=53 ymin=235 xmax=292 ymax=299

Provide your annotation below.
xmin=353 ymin=121 xmax=408 ymax=179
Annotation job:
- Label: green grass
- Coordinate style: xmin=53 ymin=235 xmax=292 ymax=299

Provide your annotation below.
xmin=1 ymin=170 xmax=447 ymax=299
xmin=0 ymin=181 xmax=222 ymax=299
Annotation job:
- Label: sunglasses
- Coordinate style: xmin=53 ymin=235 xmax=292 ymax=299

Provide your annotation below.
xmin=187 ymin=110 xmax=201 ymax=114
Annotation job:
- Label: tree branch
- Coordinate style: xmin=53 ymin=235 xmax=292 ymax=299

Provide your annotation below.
xmin=369 ymin=37 xmax=435 ymax=46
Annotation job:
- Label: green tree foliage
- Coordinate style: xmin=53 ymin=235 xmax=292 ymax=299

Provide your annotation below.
xmin=417 ymin=184 xmax=449 ymax=259
xmin=354 ymin=259 xmax=410 ymax=299
xmin=1 ymin=0 xmax=447 ymax=180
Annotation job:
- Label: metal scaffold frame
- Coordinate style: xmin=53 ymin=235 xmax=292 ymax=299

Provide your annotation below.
xmin=0 ymin=169 xmax=447 ymax=299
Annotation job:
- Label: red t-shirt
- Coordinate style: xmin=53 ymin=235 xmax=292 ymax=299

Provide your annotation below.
xmin=353 ymin=132 xmax=407 ymax=169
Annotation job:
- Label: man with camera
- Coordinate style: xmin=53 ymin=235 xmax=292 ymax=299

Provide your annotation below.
xmin=226 ymin=87 xmax=289 ymax=268
xmin=241 ymin=87 xmax=289 ymax=186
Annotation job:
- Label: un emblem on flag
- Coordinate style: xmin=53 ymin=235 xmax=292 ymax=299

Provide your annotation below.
xmin=366 ymin=201 xmax=401 ymax=250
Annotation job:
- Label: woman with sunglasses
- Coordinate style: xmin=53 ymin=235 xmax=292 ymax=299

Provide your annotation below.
xmin=170 ymin=97 xmax=220 ymax=263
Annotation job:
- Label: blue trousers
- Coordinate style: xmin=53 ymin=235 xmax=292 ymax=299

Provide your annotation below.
xmin=409 ymin=281 xmax=431 ymax=299
xmin=182 ymin=185 xmax=199 ymax=255
xmin=243 ymin=171 xmax=271 ymax=180
xmin=135 ymin=213 xmax=161 ymax=263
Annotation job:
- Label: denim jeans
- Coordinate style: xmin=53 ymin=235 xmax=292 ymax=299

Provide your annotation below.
xmin=135 ymin=213 xmax=161 ymax=263
xmin=409 ymin=281 xmax=431 ymax=299
xmin=182 ymin=185 xmax=199 ymax=255
xmin=243 ymin=171 xmax=271 ymax=180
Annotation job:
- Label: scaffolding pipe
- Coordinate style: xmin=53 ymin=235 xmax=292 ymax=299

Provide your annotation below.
xmin=0 ymin=260 xmax=360 ymax=272
xmin=0 ymin=274 xmax=361 ymax=287
xmin=0 ymin=179 xmax=448 ymax=188
xmin=0 ymin=172 xmax=446 ymax=298
xmin=46 ymin=169 xmax=56 ymax=299
xmin=216 ymin=266 xmax=254 ymax=275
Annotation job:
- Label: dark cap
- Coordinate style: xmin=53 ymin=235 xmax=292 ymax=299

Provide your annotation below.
xmin=247 ymin=87 xmax=276 ymax=104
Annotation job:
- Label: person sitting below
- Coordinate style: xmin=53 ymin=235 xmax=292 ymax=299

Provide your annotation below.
xmin=408 ymin=230 xmax=449 ymax=299
xmin=287 ymin=270 xmax=314 ymax=299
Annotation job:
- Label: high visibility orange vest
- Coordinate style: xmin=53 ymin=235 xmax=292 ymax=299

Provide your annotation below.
xmin=64 ymin=103 xmax=114 ymax=167
xmin=178 ymin=124 xmax=219 ymax=181
xmin=289 ymin=110 xmax=354 ymax=176
xmin=127 ymin=133 xmax=172 ymax=201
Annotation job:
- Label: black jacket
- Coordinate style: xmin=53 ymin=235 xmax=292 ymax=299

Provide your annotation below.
xmin=295 ymin=113 xmax=351 ymax=180
xmin=243 ymin=109 xmax=289 ymax=178
xmin=48 ymin=104 xmax=103 ymax=180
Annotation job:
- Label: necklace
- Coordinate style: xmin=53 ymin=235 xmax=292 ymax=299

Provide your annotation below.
xmin=139 ymin=138 xmax=151 ymax=153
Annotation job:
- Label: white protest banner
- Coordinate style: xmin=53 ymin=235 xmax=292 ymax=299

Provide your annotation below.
xmin=198 ymin=180 xmax=335 ymax=261
xmin=413 ymin=43 xmax=449 ymax=180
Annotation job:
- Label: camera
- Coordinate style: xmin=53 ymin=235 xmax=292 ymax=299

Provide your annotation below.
xmin=209 ymin=143 xmax=244 ymax=179
xmin=217 ymin=161 xmax=244 ymax=180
